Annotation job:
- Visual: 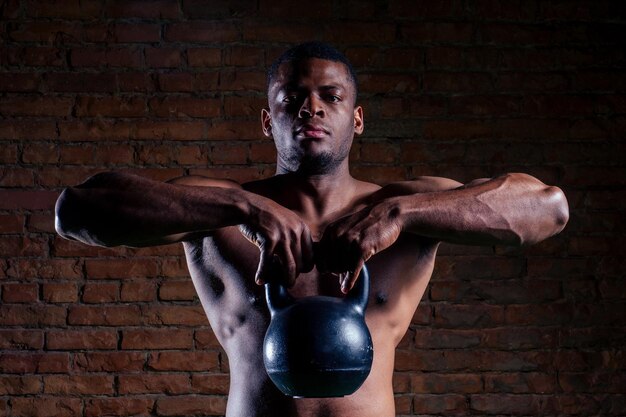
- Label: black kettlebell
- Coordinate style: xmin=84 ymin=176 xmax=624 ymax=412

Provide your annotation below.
xmin=263 ymin=265 xmax=373 ymax=398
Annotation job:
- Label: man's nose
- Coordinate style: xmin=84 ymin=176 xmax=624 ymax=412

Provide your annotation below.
xmin=298 ymin=95 xmax=323 ymax=118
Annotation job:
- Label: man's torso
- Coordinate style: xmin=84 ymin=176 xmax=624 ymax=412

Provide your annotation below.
xmin=182 ymin=176 xmax=441 ymax=417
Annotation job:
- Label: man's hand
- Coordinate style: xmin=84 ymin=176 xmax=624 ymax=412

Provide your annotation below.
xmin=316 ymin=200 xmax=403 ymax=293
xmin=239 ymin=196 xmax=315 ymax=288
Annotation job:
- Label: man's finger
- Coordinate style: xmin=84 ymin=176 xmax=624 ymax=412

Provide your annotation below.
xmin=342 ymin=259 xmax=365 ymax=294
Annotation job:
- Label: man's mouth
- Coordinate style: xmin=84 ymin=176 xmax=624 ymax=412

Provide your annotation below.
xmin=296 ymin=124 xmax=329 ymax=139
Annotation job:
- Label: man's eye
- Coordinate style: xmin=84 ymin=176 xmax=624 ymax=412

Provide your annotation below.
xmin=326 ymin=95 xmax=341 ymax=102
xmin=283 ymin=95 xmax=297 ymax=103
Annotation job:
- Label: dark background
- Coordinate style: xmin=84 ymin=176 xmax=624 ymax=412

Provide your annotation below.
xmin=1 ymin=1 xmax=625 ymax=416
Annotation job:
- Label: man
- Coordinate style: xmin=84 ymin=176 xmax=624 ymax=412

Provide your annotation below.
xmin=55 ymin=42 xmax=569 ymax=417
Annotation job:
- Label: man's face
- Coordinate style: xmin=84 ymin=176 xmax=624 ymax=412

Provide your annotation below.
xmin=262 ymin=58 xmax=364 ymax=175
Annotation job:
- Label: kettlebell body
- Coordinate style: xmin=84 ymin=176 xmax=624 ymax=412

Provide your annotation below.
xmin=263 ymin=266 xmax=373 ymax=398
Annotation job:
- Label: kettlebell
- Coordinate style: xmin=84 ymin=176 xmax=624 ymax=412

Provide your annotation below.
xmin=263 ymin=265 xmax=374 ymax=398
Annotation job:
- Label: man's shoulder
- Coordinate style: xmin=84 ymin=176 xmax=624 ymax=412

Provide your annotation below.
xmin=167 ymin=175 xmax=242 ymax=189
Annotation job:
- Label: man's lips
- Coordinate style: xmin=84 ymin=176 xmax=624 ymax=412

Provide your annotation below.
xmin=295 ymin=125 xmax=329 ymax=139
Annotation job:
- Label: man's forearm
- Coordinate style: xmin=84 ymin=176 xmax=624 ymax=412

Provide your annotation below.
xmin=55 ymin=172 xmax=251 ymax=247
xmin=392 ymin=173 xmax=569 ymax=246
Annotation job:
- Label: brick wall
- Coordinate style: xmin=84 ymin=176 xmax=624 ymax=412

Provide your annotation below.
xmin=1 ymin=1 xmax=625 ymax=416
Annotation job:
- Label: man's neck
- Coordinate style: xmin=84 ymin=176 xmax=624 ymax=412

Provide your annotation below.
xmin=274 ymin=162 xmax=359 ymax=222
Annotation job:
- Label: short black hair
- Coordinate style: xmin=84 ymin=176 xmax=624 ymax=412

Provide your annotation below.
xmin=267 ymin=41 xmax=359 ymax=101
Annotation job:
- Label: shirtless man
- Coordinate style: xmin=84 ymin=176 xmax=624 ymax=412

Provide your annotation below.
xmin=55 ymin=42 xmax=569 ymax=417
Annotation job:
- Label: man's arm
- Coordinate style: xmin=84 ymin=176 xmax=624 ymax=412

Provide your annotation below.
xmin=317 ymin=173 xmax=569 ymax=292
xmin=55 ymin=172 xmax=314 ymax=285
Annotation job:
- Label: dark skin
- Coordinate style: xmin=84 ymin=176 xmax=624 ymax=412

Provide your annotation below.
xmin=55 ymin=58 xmax=569 ymax=417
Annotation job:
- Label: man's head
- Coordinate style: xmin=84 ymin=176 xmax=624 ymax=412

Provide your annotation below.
xmin=262 ymin=42 xmax=364 ymax=176
xmin=267 ymin=42 xmax=359 ymax=104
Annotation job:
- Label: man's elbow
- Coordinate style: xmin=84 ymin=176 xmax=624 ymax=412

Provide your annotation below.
xmin=55 ymin=187 xmax=109 ymax=246
xmin=547 ymin=185 xmax=569 ymax=233
xmin=55 ymin=187 xmax=77 ymax=240
xmin=518 ymin=185 xmax=569 ymax=246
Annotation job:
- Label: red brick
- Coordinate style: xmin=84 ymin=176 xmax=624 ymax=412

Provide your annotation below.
xmin=0 ymin=215 xmax=23 ymax=233
xmin=424 ymin=71 xmax=493 ymax=92
xmin=11 ymin=397 xmax=81 ymax=417
xmin=359 ymin=73 xmax=420 ymax=94
xmin=149 ymin=96 xmax=221 ymax=118
xmin=0 ymin=144 xmax=18 ymax=163
xmin=42 ymin=282 xmax=78 ymax=303
xmin=505 ymin=303 xmax=573 ymax=326
xmin=142 ymin=305 xmax=207 ymax=326
xmin=0 ymin=352 xmax=69 ymax=373
xmin=191 ymin=374 xmax=229 ymax=394
xmin=411 ymin=373 xmax=482 ymax=394
xmin=121 ymin=329 xmax=194 ymax=349
xmin=0 ymin=329 xmax=44 ymax=350
xmin=161 ymin=257 xmax=191 ymax=278
xmin=414 ymin=328 xmax=481 ymax=349
xmin=0 ymin=236 xmax=47 ymax=257
xmin=68 ymin=305 xmax=141 ymax=326
xmin=0 ymin=167 xmax=34 ymax=187
xmin=119 ymin=373 xmax=190 ymax=394
xmin=224 ymin=96 xmax=267 ymax=117
xmin=76 ymin=96 xmax=146 ymax=117
xmin=156 ymin=73 xmax=195 ymax=92
xmin=434 ymin=304 xmax=505 ymax=328
xmin=249 ymin=142 xmax=276 ymax=163
xmin=58 ymin=120 xmax=132 ymax=141
xmin=1 ymin=0 xmax=19 ymax=18
xmin=188 ymin=47 xmax=222 ymax=67
xmin=115 ymin=72 xmax=153 ymax=93
xmin=85 ymin=397 xmax=154 ymax=417
xmin=105 ymin=0 xmax=180 ymax=18
xmin=156 ymin=395 xmax=227 ymax=416
xmin=484 ymin=372 xmax=557 ymax=393
xmin=25 ymin=0 xmax=102 ymax=18
xmin=413 ymin=394 xmax=468 ymax=414
xmin=206 ymin=120 xmax=261 ymax=140
xmin=82 ymin=282 xmax=119 ymax=303
xmin=225 ymin=46 xmax=264 ymax=67
xmin=45 ymin=73 xmax=117 ymax=92
xmin=22 ymin=46 xmax=65 ymax=66
xmin=159 ymin=281 xmax=197 ymax=301
xmin=145 ymin=47 xmax=181 ymax=68
xmin=165 ymin=21 xmax=240 ymax=42
xmin=59 ymin=145 xmax=95 ymax=164
xmin=135 ymin=121 xmax=206 ymax=140
xmin=394 ymin=395 xmax=412 ymax=414
xmin=0 ymin=73 xmax=40 ymax=92
xmin=209 ymin=70 xmax=266 ymax=91
xmin=360 ymin=142 xmax=397 ymax=163
xmin=22 ymin=143 xmax=59 ymax=164
xmin=112 ymin=23 xmax=161 ymax=43
xmin=74 ymin=351 xmax=145 ymax=372
xmin=0 ymin=121 xmax=58 ymax=140
xmin=43 ymin=375 xmax=114 ymax=395
xmin=7 ymin=258 xmax=82 ymax=280
xmin=0 ymin=375 xmax=41 ymax=395
xmin=0 ymin=96 xmax=73 ymax=117
xmin=194 ymin=329 xmax=220 ymax=349
xmin=2 ymin=283 xmax=38 ymax=303
xmin=84 ymin=258 xmax=159 ymax=279
xmin=148 ymin=350 xmax=219 ymax=371
xmin=70 ymin=47 xmax=142 ymax=68
xmin=470 ymin=394 xmax=549 ymax=414
xmin=210 ymin=144 xmax=249 ymax=164
xmin=47 ymin=329 xmax=118 ymax=350
xmin=8 ymin=21 xmax=83 ymax=42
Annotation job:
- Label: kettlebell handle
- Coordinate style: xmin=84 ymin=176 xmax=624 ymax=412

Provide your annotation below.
xmin=265 ymin=264 xmax=370 ymax=316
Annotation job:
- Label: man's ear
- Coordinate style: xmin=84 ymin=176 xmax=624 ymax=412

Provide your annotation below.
xmin=261 ymin=108 xmax=272 ymax=137
xmin=354 ymin=106 xmax=364 ymax=135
